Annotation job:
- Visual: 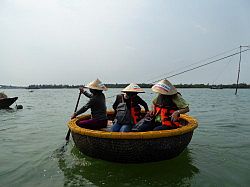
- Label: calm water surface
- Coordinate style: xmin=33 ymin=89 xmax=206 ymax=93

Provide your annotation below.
xmin=0 ymin=88 xmax=249 ymax=187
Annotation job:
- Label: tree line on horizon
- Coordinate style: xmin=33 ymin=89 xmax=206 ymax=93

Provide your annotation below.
xmin=1 ymin=83 xmax=250 ymax=89
xmin=24 ymin=83 xmax=250 ymax=89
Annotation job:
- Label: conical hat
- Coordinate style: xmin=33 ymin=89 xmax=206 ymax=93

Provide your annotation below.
xmin=0 ymin=92 xmax=8 ymax=99
xmin=151 ymin=79 xmax=177 ymax=95
xmin=121 ymin=83 xmax=145 ymax=93
xmin=85 ymin=78 xmax=107 ymax=91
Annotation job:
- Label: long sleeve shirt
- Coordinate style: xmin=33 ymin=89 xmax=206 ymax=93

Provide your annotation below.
xmin=75 ymin=91 xmax=107 ymax=120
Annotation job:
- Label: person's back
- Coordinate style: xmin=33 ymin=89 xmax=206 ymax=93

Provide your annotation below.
xmin=90 ymin=92 xmax=107 ymax=120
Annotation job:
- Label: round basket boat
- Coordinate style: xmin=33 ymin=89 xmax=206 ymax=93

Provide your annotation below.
xmin=68 ymin=110 xmax=198 ymax=163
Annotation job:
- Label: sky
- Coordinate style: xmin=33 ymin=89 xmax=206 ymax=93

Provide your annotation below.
xmin=1 ymin=0 xmax=250 ymax=86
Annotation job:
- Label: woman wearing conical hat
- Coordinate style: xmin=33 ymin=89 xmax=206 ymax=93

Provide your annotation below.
xmin=150 ymin=79 xmax=189 ymax=130
xmin=111 ymin=83 xmax=149 ymax=132
xmin=71 ymin=78 xmax=108 ymax=130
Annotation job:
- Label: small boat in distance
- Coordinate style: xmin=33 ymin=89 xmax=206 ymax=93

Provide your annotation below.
xmin=210 ymin=85 xmax=223 ymax=89
xmin=68 ymin=110 xmax=198 ymax=163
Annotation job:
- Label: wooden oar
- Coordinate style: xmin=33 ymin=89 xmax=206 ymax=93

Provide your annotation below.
xmin=65 ymin=91 xmax=81 ymax=142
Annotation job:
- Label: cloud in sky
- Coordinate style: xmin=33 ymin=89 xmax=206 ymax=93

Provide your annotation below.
xmin=1 ymin=0 xmax=250 ymax=86
xmin=194 ymin=24 xmax=208 ymax=34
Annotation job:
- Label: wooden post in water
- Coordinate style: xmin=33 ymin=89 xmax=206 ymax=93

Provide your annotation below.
xmin=235 ymin=46 xmax=242 ymax=95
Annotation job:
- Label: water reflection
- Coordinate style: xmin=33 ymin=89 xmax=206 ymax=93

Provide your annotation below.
xmin=56 ymin=145 xmax=199 ymax=187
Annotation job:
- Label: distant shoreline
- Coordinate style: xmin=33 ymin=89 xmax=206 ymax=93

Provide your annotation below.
xmin=1 ymin=83 xmax=250 ymax=89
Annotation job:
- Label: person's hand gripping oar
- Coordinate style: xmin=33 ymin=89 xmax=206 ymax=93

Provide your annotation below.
xmin=65 ymin=89 xmax=82 ymax=142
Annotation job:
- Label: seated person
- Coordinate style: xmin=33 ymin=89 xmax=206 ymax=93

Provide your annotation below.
xmin=111 ymin=83 xmax=149 ymax=132
xmin=71 ymin=78 xmax=108 ymax=130
xmin=150 ymin=79 xmax=189 ymax=130
xmin=132 ymin=80 xmax=189 ymax=132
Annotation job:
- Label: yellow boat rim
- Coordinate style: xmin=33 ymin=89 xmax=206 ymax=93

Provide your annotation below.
xmin=68 ymin=112 xmax=198 ymax=140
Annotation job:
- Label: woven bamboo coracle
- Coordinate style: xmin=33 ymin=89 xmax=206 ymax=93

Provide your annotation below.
xmin=68 ymin=110 xmax=198 ymax=163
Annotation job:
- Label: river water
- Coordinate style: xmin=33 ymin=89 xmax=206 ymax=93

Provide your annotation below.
xmin=0 ymin=88 xmax=249 ymax=187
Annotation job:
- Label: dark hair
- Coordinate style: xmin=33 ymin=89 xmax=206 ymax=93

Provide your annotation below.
xmin=90 ymin=89 xmax=103 ymax=95
xmin=153 ymin=93 xmax=177 ymax=107
xmin=125 ymin=92 xmax=138 ymax=97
